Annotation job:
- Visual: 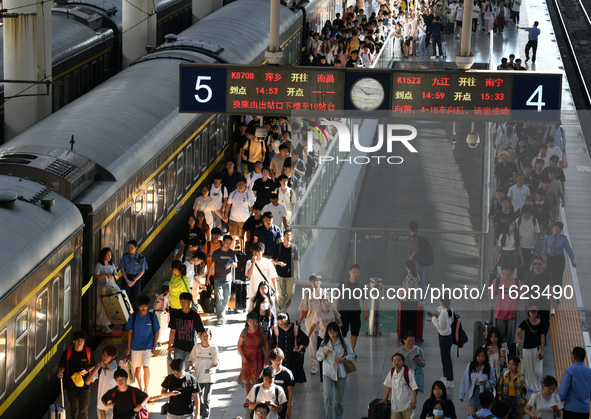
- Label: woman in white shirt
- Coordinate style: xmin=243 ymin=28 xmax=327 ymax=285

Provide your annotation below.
xmin=495 ymin=221 xmax=524 ymax=277
xmin=428 ymin=298 xmax=454 ymax=389
xmin=524 ymin=375 xmax=563 ymax=419
xmin=317 ymin=322 xmax=355 ymax=419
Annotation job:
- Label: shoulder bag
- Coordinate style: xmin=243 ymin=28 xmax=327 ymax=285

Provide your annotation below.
xmin=342 ymin=344 xmax=357 ymax=374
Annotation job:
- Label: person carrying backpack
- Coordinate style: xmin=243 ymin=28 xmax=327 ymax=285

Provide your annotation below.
xmin=428 ymin=298 xmax=455 ymax=389
xmin=379 ymin=353 xmax=419 ymax=419
xmin=409 ymin=221 xmax=434 ymax=296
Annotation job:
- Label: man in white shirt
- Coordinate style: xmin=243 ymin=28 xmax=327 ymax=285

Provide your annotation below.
xmin=545 ymin=136 xmax=562 ymax=162
xmin=515 ymin=205 xmax=540 ymax=281
xmin=209 ymin=174 xmax=228 ymax=229
xmin=276 ymin=175 xmax=297 ymax=222
xmin=247 ymin=367 xmax=287 ymax=419
xmin=246 ymin=161 xmax=264 ymax=191
xmin=455 ymin=1 xmax=464 ymax=38
xmin=262 ymin=193 xmax=289 ymax=231
xmin=507 ymin=174 xmax=530 ymax=213
xmin=379 ymin=353 xmax=418 ymax=419
xmin=224 ymin=178 xmax=254 ymax=250
xmin=246 ymin=242 xmax=278 ymax=310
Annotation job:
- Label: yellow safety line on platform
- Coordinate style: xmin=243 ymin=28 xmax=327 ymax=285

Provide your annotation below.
xmin=550 ymin=263 xmax=588 ymax=385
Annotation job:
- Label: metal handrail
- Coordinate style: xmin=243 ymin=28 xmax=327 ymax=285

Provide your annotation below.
xmin=289 ymin=225 xmax=490 ymax=234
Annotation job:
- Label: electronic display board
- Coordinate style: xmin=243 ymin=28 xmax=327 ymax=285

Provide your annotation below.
xmin=180 ymin=64 xmax=561 ymax=122
xmin=180 ymin=64 xmax=345 ymax=116
xmin=390 ymin=71 xmax=561 ymax=121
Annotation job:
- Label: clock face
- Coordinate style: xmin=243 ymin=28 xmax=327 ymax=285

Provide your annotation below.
xmin=350 ymin=77 xmax=385 ymax=111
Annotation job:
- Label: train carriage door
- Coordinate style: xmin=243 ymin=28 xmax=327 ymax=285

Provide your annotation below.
xmin=35 ymin=290 xmax=49 ymax=359
xmin=177 ymin=154 xmax=184 ymax=200
xmin=194 ymin=135 xmax=202 ymax=180
xmin=201 ymin=128 xmax=209 ymax=173
xmin=123 ymin=204 xmax=132 ymax=245
xmin=63 ymin=266 xmax=72 ymax=328
xmin=146 ymin=182 xmax=156 ymax=233
xmin=186 ymin=143 xmax=193 ymax=191
xmin=208 ymin=122 xmax=216 ymax=163
xmin=51 ymin=278 xmax=59 ymax=342
xmin=216 ymin=115 xmax=225 ymax=152
xmin=166 ymin=162 xmax=176 ymax=212
xmin=14 ymin=309 xmax=28 ymax=382
xmin=157 ymin=172 xmax=165 ymax=222
xmin=135 ymin=192 xmax=145 ymax=244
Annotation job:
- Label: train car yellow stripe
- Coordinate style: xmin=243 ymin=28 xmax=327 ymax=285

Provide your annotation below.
xmin=53 ymin=49 xmax=110 ymax=81
xmin=0 ymin=326 xmax=72 ymax=416
xmin=101 ymin=115 xmax=216 ymax=228
xmin=81 ymin=277 xmax=94 ymax=297
xmin=138 ymin=144 xmax=228 ymax=254
xmin=0 ymin=253 xmax=75 ymax=330
xmin=157 ymin=2 xmax=191 ymax=22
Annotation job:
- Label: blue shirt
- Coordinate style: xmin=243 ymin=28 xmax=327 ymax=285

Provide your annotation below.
xmin=559 ymin=362 xmax=591 ymax=413
xmin=525 ymin=27 xmax=540 ymax=41
xmin=126 ymin=311 xmax=160 ymax=350
xmin=254 ymin=224 xmax=283 ymax=257
xmin=470 ymin=409 xmax=498 ymax=419
xmin=543 ymin=234 xmax=575 ymax=264
xmin=118 ymin=252 xmax=148 ymax=275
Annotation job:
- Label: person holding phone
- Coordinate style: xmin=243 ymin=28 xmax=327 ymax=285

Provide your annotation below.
xmin=459 ymin=348 xmax=497 ymax=415
xmin=497 ymin=357 xmax=528 ymax=419
xmin=161 ymin=358 xmax=201 ymax=419
xmin=525 ymin=375 xmax=563 ymax=419
xmin=515 ymin=306 xmax=547 ymax=393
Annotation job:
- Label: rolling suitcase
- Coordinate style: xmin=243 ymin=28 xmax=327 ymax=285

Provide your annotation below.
xmin=474 ymin=320 xmax=492 ymax=353
xmin=368 ymin=398 xmax=391 ymax=419
xmin=234 ymin=251 xmax=247 ymax=281
xmin=50 ymin=377 xmax=66 ymax=419
xmin=101 ymin=291 xmax=133 ymax=324
xmin=234 ymin=279 xmax=248 ymax=312
xmin=397 ymin=302 xmax=424 ymax=340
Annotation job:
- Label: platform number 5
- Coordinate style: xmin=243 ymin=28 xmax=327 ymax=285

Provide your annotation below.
xmin=525 ymin=85 xmax=546 ymax=112
xmin=194 ymin=76 xmax=212 ymax=103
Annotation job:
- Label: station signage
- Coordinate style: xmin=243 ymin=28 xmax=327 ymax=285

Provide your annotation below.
xmin=179 ymin=64 xmax=561 ymax=121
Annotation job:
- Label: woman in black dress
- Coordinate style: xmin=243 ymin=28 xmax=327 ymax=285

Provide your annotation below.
xmin=273 ymin=312 xmax=309 ymax=384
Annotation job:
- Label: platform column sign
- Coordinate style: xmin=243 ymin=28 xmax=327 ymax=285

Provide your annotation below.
xmin=179 ymin=64 xmax=561 ymax=122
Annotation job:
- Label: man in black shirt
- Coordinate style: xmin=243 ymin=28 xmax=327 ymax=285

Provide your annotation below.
xmin=58 ymin=330 xmax=95 ymax=419
xmin=524 ymin=255 xmax=554 ymax=326
xmin=221 ymin=160 xmax=242 ymax=194
xmin=335 ymin=264 xmax=368 ymax=351
xmin=253 ymin=167 xmax=276 ymax=207
xmin=494 ymin=197 xmax=516 ymax=238
xmin=346 ymin=50 xmax=364 ymax=67
xmin=243 ymin=202 xmax=265 ymax=259
xmin=101 ymin=369 xmax=149 ymax=419
xmin=161 ymin=358 xmax=201 ymax=418
xmin=168 ymin=293 xmax=205 ymax=369
xmin=272 ymin=229 xmax=300 ymax=312
xmin=233 ymin=122 xmax=248 ymax=172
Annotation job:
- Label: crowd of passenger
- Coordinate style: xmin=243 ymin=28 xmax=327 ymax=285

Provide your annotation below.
xmin=54 ymin=0 xmax=590 ymax=416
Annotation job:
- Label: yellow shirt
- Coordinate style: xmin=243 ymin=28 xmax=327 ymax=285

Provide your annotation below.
xmin=169 ymin=274 xmax=190 ymax=310
xmin=508 ymin=379 xmax=516 ymax=396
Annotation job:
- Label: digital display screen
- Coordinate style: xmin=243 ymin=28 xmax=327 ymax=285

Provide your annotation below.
xmin=225 ymin=66 xmax=345 ymax=115
xmin=391 ymin=71 xmax=514 ymax=118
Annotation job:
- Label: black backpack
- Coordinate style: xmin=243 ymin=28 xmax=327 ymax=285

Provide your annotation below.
xmin=416 ymin=235 xmax=434 ymax=266
xmin=451 ymin=311 xmax=469 ymax=357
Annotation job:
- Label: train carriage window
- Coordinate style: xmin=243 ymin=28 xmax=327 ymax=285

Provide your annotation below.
xmin=193 ymin=135 xmax=201 ymax=180
xmin=91 ymin=61 xmax=98 ymax=88
xmin=15 ymin=309 xmax=28 ymax=381
xmin=217 ymin=115 xmax=225 ymax=151
xmin=63 ymin=266 xmax=71 ymax=328
xmin=166 ymin=162 xmax=176 ymax=211
xmin=186 ymin=144 xmax=193 ymax=190
xmin=82 ymin=64 xmax=90 ymax=94
xmin=35 ymin=290 xmax=49 ymax=359
xmin=135 ymin=192 xmax=145 ymax=243
xmin=64 ymin=75 xmax=71 ymax=106
xmin=51 ymin=278 xmax=59 ymax=341
xmin=209 ymin=132 xmax=216 ymax=164
xmin=157 ymin=172 xmax=165 ymax=222
xmin=146 ymin=182 xmax=155 ymax=232
xmin=201 ymin=128 xmax=208 ymax=173
xmin=123 ymin=205 xmax=132 ymax=246
xmin=177 ymin=154 xmax=184 ymax=200
xmin=0 ymin=328 xmax=6 ymax=398
xmin=73 ymin=70 xmax=81 ymax=99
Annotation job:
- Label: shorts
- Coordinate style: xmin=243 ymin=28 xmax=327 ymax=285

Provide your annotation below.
xmin=340 ymin=310 xmax=362 ymax=337
xmin=456 ymin=20 xmax=463 ymax=26
xmin=468 ymin=385 xmax=480 ymax=408
xmin=229 ymin=220 xmax=245 ymax=238
xmin=131 ymin=349 xmax=152 ymax=369
xmin=405 ymin=37 xmax=412 ymax=46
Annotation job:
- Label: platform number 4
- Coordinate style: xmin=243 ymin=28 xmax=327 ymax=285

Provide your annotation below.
xmin=526 ymin=85 xmax=546 ymax=112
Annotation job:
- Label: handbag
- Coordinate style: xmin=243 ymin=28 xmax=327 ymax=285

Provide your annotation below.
xmin=254 ymin=263 xmax=276 ymax=298
xmin=343 ymin=346 xmax=357 ymax=374
xmin=561 ymin=151 xmax=568 ymax=168
xmin=131 ymin=388 xmax=149 ymax=419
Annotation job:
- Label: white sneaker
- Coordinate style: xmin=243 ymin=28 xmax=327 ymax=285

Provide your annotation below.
xmin=445 ymin=380 xmax=455 ymax=389
xmin=100 ymin=325 xmax=112 ymax=334
xmin=216 ymin=319 xmax=223 ymax=326
xmin=431 ymin=55 xmax=438 ymax=59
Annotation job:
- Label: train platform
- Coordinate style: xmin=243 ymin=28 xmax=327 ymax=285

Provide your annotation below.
xmin=50 ymin=0 xmax=591 ymax=417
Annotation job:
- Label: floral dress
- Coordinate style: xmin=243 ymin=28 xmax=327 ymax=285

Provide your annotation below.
xmin=237 ymin=327 xmax=265 ymax=387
